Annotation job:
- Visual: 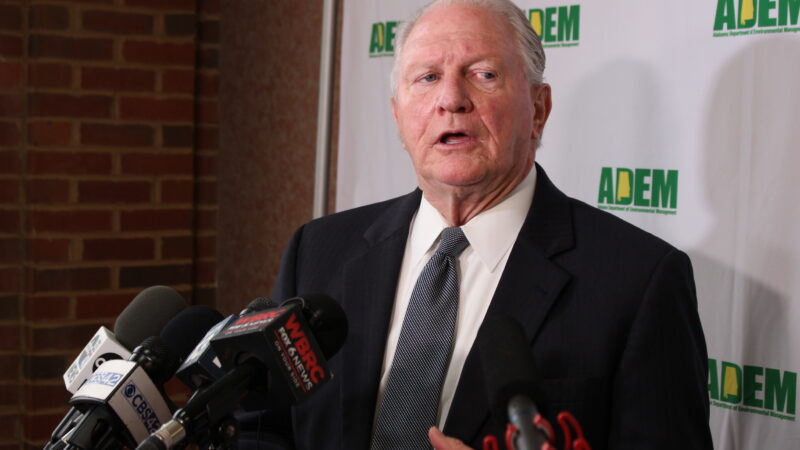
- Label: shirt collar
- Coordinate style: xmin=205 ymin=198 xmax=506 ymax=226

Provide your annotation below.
xmin=408 ymin=169 xmax=537 ymax=272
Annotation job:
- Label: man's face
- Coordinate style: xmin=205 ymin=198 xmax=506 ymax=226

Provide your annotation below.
xmin=392 ymin=3 xmax=551 ymax=198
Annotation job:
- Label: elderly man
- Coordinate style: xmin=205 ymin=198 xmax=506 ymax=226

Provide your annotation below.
xmin=258 ymin=0 xmax=712 ymax=448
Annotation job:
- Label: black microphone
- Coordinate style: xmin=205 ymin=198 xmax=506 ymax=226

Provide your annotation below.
xmin=63 ymin=286 xmax=187 ymax=393
xmin=478 ymin=315 xmax=550 ymax=450
xmin=240 ymin=297 xmax=278 ymax=315
xmin=175 ymin=297 xmax=276 ymax=390
xmin=138 ymin=294 xmax=348 ymax=450
xmin=47 ymin=305 xmax=223 ymax=450
xmin=211 ymin=294 xmax=347 ymax=409
xmin=162 ymin=305 xmax=225 ymax=366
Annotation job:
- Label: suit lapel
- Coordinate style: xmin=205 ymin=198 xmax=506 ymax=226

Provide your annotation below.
xmin=444 ymin=165 xmax=575 ymax=442
xmin=340 ymin=190 xmax=422 ymax=450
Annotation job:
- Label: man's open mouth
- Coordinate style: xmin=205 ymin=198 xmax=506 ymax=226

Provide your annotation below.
xmin=438 ymin=131 xmax=471 ymax=145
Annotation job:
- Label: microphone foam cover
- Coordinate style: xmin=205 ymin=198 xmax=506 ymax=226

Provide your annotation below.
xmin=280 ymin=293 xmax=348 ymax=359
xmin=160 ymin=305 xmax=224 ymax=361
xmin=114 ymin=286 xmax=187 ymax=351
xmin=135 ymin=335 xmax=180 ymax=385
xmin=477 ymin=315 xmax=547 ymax=424
xmin=245 ymin=296 xmax=277 ymax=312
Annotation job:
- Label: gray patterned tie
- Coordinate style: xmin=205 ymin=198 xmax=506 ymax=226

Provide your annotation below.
xmin=370 ymin=226 xmax=470 ymax=449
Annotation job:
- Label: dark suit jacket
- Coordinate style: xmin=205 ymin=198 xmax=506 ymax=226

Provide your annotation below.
xmin=255 ymin=164 xmax=712 ymax=449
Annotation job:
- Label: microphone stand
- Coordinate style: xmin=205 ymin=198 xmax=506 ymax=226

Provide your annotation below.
xmin=46 ymin=405 xmax=135 ymax=450
xmin=138 ymin=361 xmax=260 ymax=450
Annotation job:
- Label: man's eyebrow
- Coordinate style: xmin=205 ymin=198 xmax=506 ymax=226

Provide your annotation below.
xmin=403 ymin=56 xmax=502 ymax=72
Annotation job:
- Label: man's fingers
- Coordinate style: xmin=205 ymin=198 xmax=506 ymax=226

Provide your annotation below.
xmin=428 ymin=427 xmax=474 ymax=450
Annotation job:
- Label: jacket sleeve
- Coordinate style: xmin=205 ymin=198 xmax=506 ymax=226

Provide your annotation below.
xmin=609 ymin=249 xmax=713 ymax=449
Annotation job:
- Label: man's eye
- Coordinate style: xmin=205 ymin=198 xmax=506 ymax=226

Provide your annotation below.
xmin=478 ymin=72 xmax=496 ymax=80
xmin=421 ymin=74 xmax=438 ymax=82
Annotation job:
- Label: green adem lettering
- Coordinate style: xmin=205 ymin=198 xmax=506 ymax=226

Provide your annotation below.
xmin=714 ymin=0 xmax=800 ymax=31
xmin=766 ymin=368 xmax=797 ymax=414
xmin=529 ymin=5 xmax=580 ymax=44
xmin=597 ymin=167 xmax=678 ymax=211
xmin=708 ymin=358 xmax=797 ymax=418
xmin=369 ymin=21 xmax=398 ymax=56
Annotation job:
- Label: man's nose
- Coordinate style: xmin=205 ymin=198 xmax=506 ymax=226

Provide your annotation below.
xmin=436 ymin=77 xmax=473 ymax=114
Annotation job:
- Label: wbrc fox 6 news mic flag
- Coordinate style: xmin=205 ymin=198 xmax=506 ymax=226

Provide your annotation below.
xmin=337 ymin=1 xmax=800 ymax=448
xmin=175 ymin=297 xmax=277 ymax=391
xmin=138 ymin=295 xmax=347 ymax=450
xmin=209 ymin=299 xmax=338 ymax=408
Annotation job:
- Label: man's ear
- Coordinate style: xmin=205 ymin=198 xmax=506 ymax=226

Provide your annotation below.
xmin=390 ymin=96 xmax=408 ymax=151
xmin=391 ymin=95 xmax=399 ymax=125
xmin=530 ymin=83 xmax=552 ymax=141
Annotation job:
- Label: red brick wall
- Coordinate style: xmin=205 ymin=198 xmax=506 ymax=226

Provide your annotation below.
xmin=0 ymin=0 xmax=220 ymax=447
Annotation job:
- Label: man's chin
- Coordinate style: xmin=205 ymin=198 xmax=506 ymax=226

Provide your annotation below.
xmin=419 ymin=163 xmax=486 ymax=186
xmin=426 ymin=172 xmax=484 ymax=188
xmin=419 ymin=176 xmax=489 ymax=199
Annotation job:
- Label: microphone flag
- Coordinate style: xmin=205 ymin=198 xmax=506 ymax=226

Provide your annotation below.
xmin=210 ymin=302 xmax=333 ymax=409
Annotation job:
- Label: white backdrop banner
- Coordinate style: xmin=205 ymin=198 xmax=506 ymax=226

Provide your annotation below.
xmin=337 ymin=1 xmax=800 ymax=448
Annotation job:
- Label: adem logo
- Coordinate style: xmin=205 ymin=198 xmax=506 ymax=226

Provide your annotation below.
xmin=713 ymin=0 xmax=800 ymax=37
xmin=597 ymin=167 xmax=678 ymax=215
xmin=708 ymin=358 xmax=797 ymax=421
xmin=369 ymin=21 xmax=399 ymax=57
xmin=528 ymin=5 xmax=580 ymax=48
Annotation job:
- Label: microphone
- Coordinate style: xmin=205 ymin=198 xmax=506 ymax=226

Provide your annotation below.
xmin=478 ymin=315 xmax=551 ymax=450
xmin=63 ymin=286 xmax=187 ymax=393
xmin=210 ymin=294 xmax=347 ymax=408
xmin=162 ymin=305 xmax=225 ymax=368
xmin=48 ymin=337 xmax=180 ymax=450
xmin=240 ymin=297 xmax=278 ymax=315
xmin=138 ymin=294 xmax=348 ymax=450
xmin=47 ymin=305 xmax=223 ymax=450
xmin=175 ymin=297 xmax=276 ymax=390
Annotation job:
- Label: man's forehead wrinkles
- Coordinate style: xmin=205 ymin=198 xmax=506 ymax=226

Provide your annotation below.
xmin=405 ymin=30 xmax=498 ymax=50
xmin=401 ymin=41 xmax=505 ymax=72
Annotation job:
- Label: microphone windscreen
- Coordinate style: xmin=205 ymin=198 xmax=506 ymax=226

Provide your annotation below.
xmin=280 ymin=293 xmax=348 ymax=359
xmin=114 ymin=286 xmax=187 ymax=351
xmin=477 ymin=315 xmax=547 ymax=424
xmin=134 ymin=335 xmax=181 ymax=385
xmin=244 ymin=296 xmax=277 ymax=313
xmin=160 ymin=305 xmax=224 ymax=361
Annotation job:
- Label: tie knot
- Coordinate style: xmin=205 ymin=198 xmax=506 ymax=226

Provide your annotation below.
xmin=436 ymin=227 xmax=469 ymax=258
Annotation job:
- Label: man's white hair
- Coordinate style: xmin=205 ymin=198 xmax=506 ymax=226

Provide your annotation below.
xmin=390 ymin=0 xmax=546 ymax=96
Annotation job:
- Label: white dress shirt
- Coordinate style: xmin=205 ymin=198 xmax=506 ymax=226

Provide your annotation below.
xmin=375 ymin=169 xmax=537 ymax=428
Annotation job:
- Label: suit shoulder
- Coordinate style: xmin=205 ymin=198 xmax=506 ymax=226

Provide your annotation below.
xmin=568 ymin=197 xmax=680 ymax=259
xmin=294 ymin=190 xmax=420 ymax=250
xmin=273 ymin=192 xmax=418 ymax=298
xmin=559 ymin=197 xmax=696 ymax=319
xmin=303 ymin=193 xmax=414 ymax=236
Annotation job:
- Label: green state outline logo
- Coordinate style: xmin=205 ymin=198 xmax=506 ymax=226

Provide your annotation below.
xmin=368 ymin=21 xmax=399 ymax=58
xmin=367 ymin=3 xmax=583 ymax=58
xmin=713 ymin=0 xmax=800 ymax=37
xmin=596 ymin=167 xmax=679 ymax=216
xmin=528 ymin=4 xmax=581 ymax=48
xmin=708 ymin=358 xmax=797 ymax=422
